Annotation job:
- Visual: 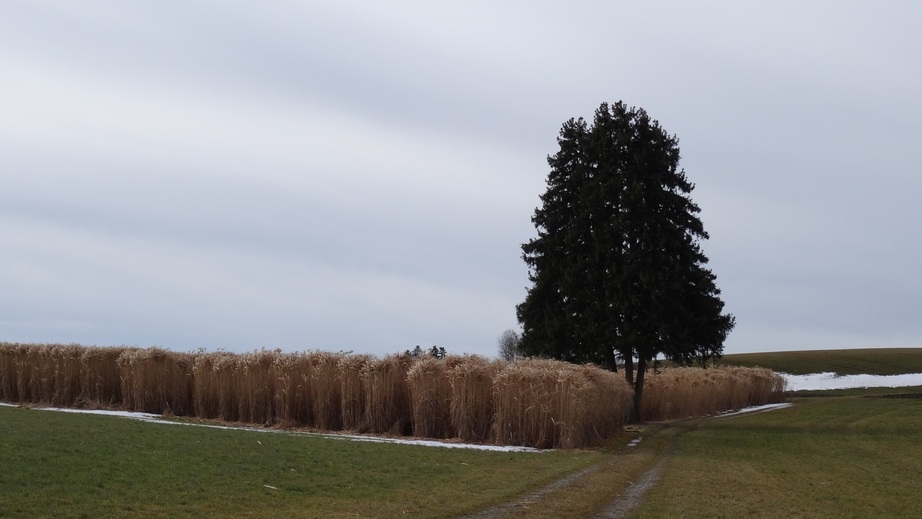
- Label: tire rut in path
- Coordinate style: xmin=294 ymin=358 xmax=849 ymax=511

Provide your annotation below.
xmin=458 ymin=462 xmax=607 ymax=519
xmin=594 ymin=421 xmax=698 ymax=518
xmin=592 ymin=458 xmax=666 ymax=519
xmin=462 ymin=421 xmax=700 ymax=518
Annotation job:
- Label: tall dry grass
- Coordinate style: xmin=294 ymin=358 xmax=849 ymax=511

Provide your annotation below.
xmin=237 ymin=349 xmax=277 ymax=424
xmin=447 ymin=356 xmax=500 ymax=443
xmin=361 ymin=355 xmax=413 ymax=435
xmin=0 ymin=343 xmax=19 ymax=402
xmin=491 ymin=359 xmax=633 ymax=449
xmin=641 ymin=366 xmax=786 ymax=422
xmin=48 ymin=344 xmax=82 ymax=406
xmin=308 ymin=351 xmax=344 ymax=431
xmin=274 ymin=352 xmax=313 ymax=426
xmin=339 ymin=354 xmax=372 ymax=430
xmin=117 ymin=348 xmax=194 ymax=416
xmin=407 ymin=356 xmax=453 ymax=438
xmin=574 ymin=364 xmax=634 ymax=445
xmin=79 ymin=346 xmax=126 ymax=407
xmin=192 ymin=351 xmax=229 ymax=419
xmin=20 ymin=344 xmax=77 ymax=405
xmin=1 ymin=342 xmax=785 ymax=449
xmin=215 ymin=352 xmax=243 ymax=422
xmin=0 ymin=343 xmax=126 ymax=407
xmin=1 ymin=343 xmax=36 ymax=403
xmin=1 ymin=343 xmax=47 ymax=403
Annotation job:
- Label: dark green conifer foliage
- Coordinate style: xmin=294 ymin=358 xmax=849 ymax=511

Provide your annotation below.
xmin=516 ymin=102 xmax=735 ymax=419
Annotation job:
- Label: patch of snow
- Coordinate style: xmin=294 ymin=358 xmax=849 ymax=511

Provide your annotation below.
xmin=0 ymin=402 xmax=19 ymax=408
xmin=716 ymin=402 xmax=792 ymax=417
xmin=319 ymin=432 xmax=542 ymax=452
xmin=27 ymin=406 xmax=543 ymax=452
xmin=36 ymin=407 xmax=162 ymax=420
xmin=782 ymin=372 xmax=922 ymax=391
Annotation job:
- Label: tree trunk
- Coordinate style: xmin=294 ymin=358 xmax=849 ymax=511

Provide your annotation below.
xmin=623 ymin=355 xmax=635 ymax=386
xmin=630 ymin=357 xmax=647 ymax=423
xmin=604 ymin=348 xmax=618 ymax=372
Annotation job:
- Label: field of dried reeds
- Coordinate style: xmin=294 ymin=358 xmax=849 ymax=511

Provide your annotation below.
xmin=640 ymin=366 xmax=786 ymax=421
xmin=0 ymin=342 xmax=785 ymax=448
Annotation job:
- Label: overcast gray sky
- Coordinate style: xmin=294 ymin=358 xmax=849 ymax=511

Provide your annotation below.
xmin=2 ymin=2 xmax=920 ymax=357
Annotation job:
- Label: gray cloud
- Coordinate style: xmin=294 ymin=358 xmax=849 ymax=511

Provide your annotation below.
xmin=2 ymin=1 xmax=920 ymax=356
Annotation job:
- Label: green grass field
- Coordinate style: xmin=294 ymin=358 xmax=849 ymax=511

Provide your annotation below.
xmin=718 ymin=348 xmax=922 ymax=375
xmin=7 ymin=391 xmax=920 ymax=518
xmin=0 ymin=405 xmax=607 ymax=518
xmin=631 ymin=390 xmax=922 ymax=518
xmin=643 ymin=349 xmax=922 ymax=517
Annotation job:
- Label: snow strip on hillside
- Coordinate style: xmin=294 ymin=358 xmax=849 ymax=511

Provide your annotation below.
xmin=782 ymin=372 xmax=922 ymax=391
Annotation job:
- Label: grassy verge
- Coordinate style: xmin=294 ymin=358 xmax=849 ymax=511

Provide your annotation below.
xmin=717 ymin=348 xmax=922 ymax=375
xmin=0 ymin=406 xmax=606 ymax=518
xmin=630 ymin=393 xmax=922 ymax=518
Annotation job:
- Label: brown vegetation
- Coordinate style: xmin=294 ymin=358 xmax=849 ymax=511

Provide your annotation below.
xmin=339 ymin=353 xmax=372 ymax=430
xmin=407 ymin=356 xmax=453 ymax=439
xmin=362 ymin=355 xmax=413 ymax=435
xmin=0 ymin=342 xmax=785 ymax=448
xmin=447 ymin=355 xmax=500 ymax=443
xmin=492 ymin=360 xmax=634 ymax=449
xmin=640 ymin=366 xmax=785 ymax=421
xmin=118 ymin=348 xmax=194 ymax=416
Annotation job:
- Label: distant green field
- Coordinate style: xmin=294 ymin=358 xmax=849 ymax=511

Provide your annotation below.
xmin=718 ymin=348 xmax=922 ymax=375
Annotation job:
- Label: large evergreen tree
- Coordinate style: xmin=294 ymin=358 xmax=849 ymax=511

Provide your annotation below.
xmin=516 ymin=101 xmax=735 ymax=418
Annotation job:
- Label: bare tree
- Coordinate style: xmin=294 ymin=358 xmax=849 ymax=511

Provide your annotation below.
xmin=497 ymin=329 xmax=521 ymax=361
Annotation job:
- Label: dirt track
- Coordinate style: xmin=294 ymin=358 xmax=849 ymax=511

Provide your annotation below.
xmin=458 ymin=434 xmax=669 ymax=519
xmin=460 ymin=405 xmax=790 ymax=518
xmin=459 ymin=462 xmax=614 ymax=519
xmin=592 ymin=458 xmax=666 ymax=519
